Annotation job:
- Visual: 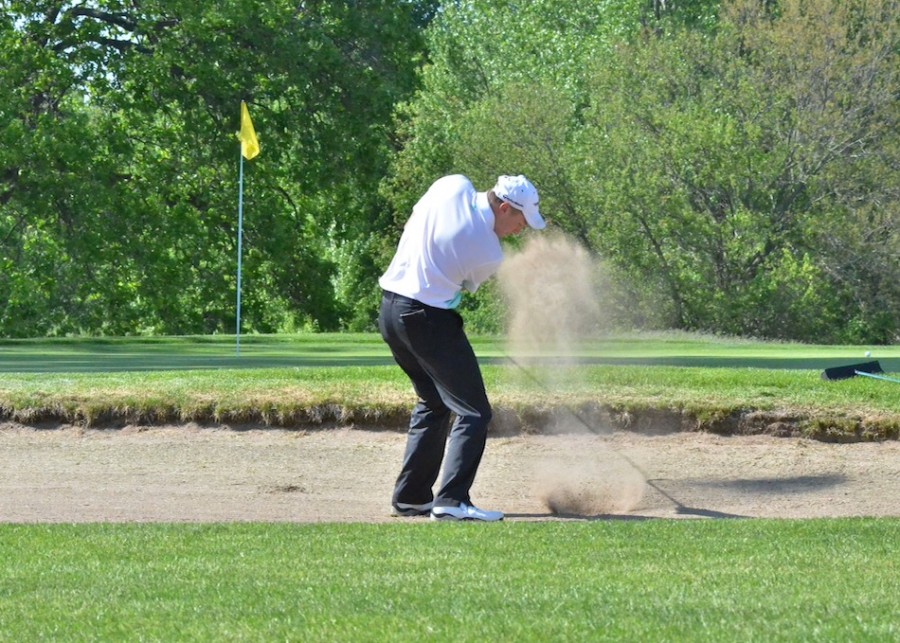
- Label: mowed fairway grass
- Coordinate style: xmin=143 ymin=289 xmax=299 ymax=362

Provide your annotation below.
xmin=0 ymin=520 xmax=897 ymax=641
xmin=1 ymin=332 xmax=899 ymax=640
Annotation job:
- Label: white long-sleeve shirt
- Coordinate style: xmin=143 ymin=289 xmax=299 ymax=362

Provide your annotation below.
xmin=379 ymin=175 xmax=503 ymax=309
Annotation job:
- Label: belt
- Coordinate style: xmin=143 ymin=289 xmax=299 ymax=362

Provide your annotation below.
xmin=382 ymin=289 xmax=416 ymax=303
xmin=382 ymin=290 xmax=446 ymax=313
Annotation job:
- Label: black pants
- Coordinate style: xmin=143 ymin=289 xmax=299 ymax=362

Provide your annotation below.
xmin=378 ymin=290 xmax=492 ymax=508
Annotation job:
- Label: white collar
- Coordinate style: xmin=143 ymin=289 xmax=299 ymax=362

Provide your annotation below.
xmin=474 ymin=191 xmax=495 ymax=230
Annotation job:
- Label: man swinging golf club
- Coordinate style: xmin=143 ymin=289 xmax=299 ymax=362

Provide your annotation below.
xmin=378 ymin=174 xmax=545 ymax=521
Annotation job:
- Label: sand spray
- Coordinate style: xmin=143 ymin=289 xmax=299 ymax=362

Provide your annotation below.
xmin=497 ymin=232 xmax=647 ymax=516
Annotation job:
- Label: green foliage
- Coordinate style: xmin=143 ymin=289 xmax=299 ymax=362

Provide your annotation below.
xmin=573 ymin=26 xmax=814 ymax=335
xmin=0 ymin=1 xmax=432 ymax=336
xmin=598 ymin=9 xmax=900 ymax=342
xmin=385 ymin=0 xmax=898 ymax=343
xmin=1 ymin=1 xmax=895 ymax=342
xmin=381 ymin=0 xmax=647 ymax=221
xmin=457 ymin=279 xmax=506 ymax=334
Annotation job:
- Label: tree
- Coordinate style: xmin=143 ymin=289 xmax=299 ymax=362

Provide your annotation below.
xmin=725 ymin=0 xmax=899 ymax=341
xmin=380 ymin=0 xmax=656 ymax=332
xmin=382 ymin=0 xmax=650 ymax=217
xmin=571 ymin=0 xmax=897 ymax=341
xmin=385 ymin=0 xmax=897 ymax=342
xmin=0 ymin=0 xmax=433 ymax=336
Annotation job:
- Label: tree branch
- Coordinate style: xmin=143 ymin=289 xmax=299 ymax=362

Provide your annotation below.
xmin=68 ymin=6 xmax=138 ymax=32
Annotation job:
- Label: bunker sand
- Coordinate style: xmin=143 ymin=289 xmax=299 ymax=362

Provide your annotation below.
xmin=2 ymin=424 xmax=898 ymax=522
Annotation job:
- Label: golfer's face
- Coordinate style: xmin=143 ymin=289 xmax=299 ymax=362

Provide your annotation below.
xmin=495 ymin=203 xmax=528 ymax=238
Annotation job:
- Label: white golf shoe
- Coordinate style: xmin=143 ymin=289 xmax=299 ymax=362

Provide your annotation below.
xmin=431 ymin=502 xmax=504 ymax=522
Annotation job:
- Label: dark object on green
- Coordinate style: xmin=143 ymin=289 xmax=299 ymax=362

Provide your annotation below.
xmin=821 ymin=360 xmax=886 ymax=381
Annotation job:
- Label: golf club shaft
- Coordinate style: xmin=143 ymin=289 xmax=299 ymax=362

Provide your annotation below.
xmin=503 ymin=353 xmax=703 ymax=513
xmin=503 ymin=353 xmax=651 ymax=480
xmin=854 ymin=371 xmax=900 ymax=384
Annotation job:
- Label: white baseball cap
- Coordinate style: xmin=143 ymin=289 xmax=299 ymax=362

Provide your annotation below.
xmin=494 ymin=175 xmax=545 ymax=230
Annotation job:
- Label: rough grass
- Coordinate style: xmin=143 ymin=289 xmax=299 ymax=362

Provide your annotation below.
xmin=0 ymin=334 xmax=897 ymax=440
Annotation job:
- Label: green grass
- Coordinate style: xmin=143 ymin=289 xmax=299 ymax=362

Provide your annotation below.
xmin=1 ymin=331 xmax=897 ymax=372
xmin=1 ymin=363 xmax=897 ymax=420
xmin=0 ymin=333 xmax=897 ymax=438
xmin=1 ymin=520 xmax=896 ymax=641
xmin=1 ymin=337 xmax=897 ymax=640
xmin=0 ymin=333 xmax=391 ymax=372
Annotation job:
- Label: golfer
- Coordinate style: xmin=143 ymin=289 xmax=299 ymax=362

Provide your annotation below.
xmin=378 ymin=174 xmax=546 ymax=521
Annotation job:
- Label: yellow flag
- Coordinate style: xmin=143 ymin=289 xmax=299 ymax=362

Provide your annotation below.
xmin=239 ymin=100 xmax=260 ymax=160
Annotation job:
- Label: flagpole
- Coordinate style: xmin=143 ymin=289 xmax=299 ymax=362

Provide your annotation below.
xmin=236 ymin=99 xmax=258 ymax=357
xmin=236 ymin=151 xmax=244 ymax=357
